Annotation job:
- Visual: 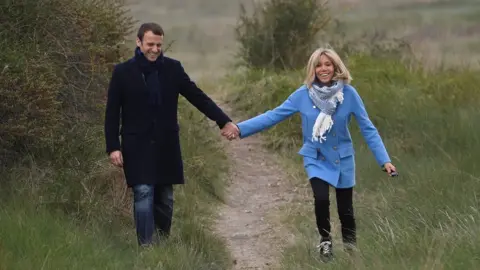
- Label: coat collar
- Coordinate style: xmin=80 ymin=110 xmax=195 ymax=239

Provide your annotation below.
xmin=126 ymin=49 xmax=167 ymax=92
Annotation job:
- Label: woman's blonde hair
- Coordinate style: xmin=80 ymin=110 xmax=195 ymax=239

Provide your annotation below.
xmin=304 ymin=47 xmax=352 ymax=88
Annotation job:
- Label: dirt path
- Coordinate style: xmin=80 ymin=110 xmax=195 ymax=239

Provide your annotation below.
xmin=213 ymin=99 xmax=295 ymax=270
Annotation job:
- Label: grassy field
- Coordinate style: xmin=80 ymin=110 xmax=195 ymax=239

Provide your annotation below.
xmin=0 ymin=87 xmax=233 ymax=270
xmin=223 ymin=49 xmax=480 ymax=268
xmin=2 ymin=0 xmax=480 ymax=269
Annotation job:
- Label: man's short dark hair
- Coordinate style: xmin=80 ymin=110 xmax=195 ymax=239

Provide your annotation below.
xmin=137 ymin=23 xmax=164 ymax=41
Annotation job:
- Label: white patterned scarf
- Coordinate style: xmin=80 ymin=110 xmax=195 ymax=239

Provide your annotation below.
xmin=307 ymin=80 xmax=345 ymax=143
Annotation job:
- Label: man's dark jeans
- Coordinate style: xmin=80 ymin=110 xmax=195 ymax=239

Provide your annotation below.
xmin=132 ymin=184 xmax=174 ymax=246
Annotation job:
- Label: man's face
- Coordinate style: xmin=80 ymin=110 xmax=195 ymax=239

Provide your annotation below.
xmin=136 ymin=31 xmax=163 ymax=62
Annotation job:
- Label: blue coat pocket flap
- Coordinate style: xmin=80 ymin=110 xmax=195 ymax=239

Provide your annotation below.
xmin=338 ymin=146 xmax=355 ymax=158
xmin=298 ymin=145 xmax=318 ymax=159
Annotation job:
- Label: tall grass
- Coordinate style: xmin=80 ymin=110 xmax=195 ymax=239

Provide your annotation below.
xmin=0 ymin=95 xmax=232 ymax=270
xmin=224 ymin=52 xmax=480 ymax=269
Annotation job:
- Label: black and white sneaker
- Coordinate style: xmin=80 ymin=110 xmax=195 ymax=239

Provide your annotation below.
xmin=316 ymin=240 xmax=333 ymax=261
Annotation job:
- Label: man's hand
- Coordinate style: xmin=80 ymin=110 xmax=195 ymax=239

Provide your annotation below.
xmin=109 ymin=150 xmax=123 ymax=167
xmin=221 ymin=122 xmax=240 ymax=140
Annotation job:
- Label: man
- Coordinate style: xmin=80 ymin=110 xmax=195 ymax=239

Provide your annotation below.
xmin=104 ymin=22 xmax=238 ymax=246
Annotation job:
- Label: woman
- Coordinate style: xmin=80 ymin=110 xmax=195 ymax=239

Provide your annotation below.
xmin=224 ymin=48 xmax=397 ymax=260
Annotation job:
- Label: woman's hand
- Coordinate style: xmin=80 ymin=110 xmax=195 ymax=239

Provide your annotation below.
xmin=383 ymin=162 xmax=396 ymax=176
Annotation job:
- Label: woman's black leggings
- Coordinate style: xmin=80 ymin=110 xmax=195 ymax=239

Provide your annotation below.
xmin=310 ymin=177 xmax=356 ymax=244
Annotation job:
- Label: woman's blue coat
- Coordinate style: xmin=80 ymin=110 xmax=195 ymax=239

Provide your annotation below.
xmin=237 ymin=84 xmax=391 ymax=188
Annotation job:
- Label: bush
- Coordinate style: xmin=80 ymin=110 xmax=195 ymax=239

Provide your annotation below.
xmin=0 ymin=0 xmax=133 ymax=164
xmin=235 ymin=0 xmax=330 ymax=70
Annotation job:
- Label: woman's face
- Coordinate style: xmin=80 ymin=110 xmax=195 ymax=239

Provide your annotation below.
xmin=315 ymin=54 xmax=335 ymax=84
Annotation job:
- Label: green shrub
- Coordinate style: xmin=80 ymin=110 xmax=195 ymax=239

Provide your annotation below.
xmin=0 ymin=0 xmax=133 ymax=164
xmin=235 ymin=0 xmax=330 ymax=70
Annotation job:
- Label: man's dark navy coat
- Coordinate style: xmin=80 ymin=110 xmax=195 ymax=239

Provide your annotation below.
xmin=104 ymin=54 xmax=231 ymax=187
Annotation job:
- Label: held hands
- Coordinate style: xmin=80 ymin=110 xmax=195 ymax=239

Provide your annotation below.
xmin=109 ymin=150 xmax=123 ymax=167
xmin=221 ymin=122 xmax=240 ymax=141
